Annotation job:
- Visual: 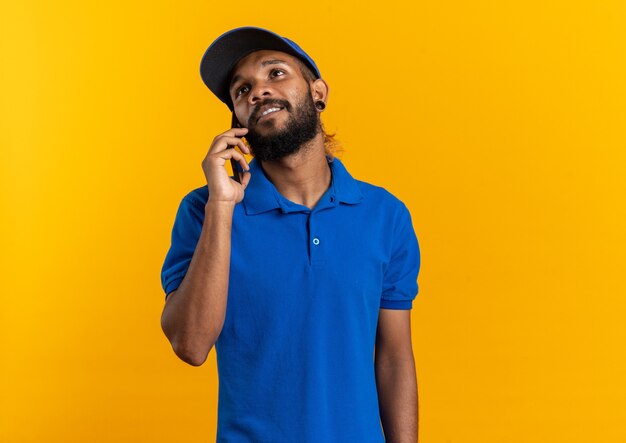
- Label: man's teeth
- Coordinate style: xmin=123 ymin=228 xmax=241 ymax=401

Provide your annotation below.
xmin=261 ymin=107 xmax=282 ymax=116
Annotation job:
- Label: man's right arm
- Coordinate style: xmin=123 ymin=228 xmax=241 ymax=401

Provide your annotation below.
xmin=160 ymin=200 xmax=235 ymax=366
xmin=160 ymin=126 xmax=250 ymax=366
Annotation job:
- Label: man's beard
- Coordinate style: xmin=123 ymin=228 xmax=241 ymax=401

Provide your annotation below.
xmin=245 ymin=90 xmax=320 ymax=162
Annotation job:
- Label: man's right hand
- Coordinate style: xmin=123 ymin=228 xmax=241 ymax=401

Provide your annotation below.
xmin=202 ymin=127 xmax=251 ymax=204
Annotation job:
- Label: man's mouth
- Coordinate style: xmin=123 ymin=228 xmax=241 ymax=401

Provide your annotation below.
xmin=257 ymin=106 xmax=284 ymax=122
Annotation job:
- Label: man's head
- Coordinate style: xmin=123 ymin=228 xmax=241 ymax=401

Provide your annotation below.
xmin=226 ymin=49 xmax=327 ymax=161
xmin=200 ymin=27 xmax=322 ymax=111
xmin=199 ymin=27 xmax=340 ymax=160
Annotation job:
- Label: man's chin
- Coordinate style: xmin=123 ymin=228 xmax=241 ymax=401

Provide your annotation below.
xmin=248 ymin=126 xmax=287 ymax=143
xmin=252 ymin=118 xmax=286 ymax=132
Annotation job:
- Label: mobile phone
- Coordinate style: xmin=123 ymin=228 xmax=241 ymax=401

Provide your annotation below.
xmin=230 ymin=112 xmax=243 ymax=184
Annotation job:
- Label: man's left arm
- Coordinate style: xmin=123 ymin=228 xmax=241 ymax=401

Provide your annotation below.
xmin=375 ymin=308 xmax=418 ymax=443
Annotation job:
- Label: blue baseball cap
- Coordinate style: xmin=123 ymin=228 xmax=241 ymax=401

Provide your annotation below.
xmin=199 ymin=26 xmax=322 ymax=111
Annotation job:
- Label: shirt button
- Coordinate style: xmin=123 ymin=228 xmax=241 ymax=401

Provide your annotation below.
xmin=312 ymin=238 xmax=320 ymax=245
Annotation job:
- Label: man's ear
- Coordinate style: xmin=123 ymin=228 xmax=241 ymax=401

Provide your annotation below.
xmin=311 ymin=78 xmax=329 ymax=103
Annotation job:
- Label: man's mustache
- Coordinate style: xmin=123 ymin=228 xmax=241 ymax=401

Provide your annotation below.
xmin=248 ymin=99 xmax=291 ymax=127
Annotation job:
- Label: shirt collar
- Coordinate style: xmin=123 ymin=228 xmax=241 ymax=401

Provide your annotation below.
xmin=243 ymin=155 xmax=363 ymax=215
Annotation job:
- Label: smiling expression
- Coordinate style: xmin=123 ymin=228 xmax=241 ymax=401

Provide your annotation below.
xmin=228 ymin=50 xmax=312 ymax=132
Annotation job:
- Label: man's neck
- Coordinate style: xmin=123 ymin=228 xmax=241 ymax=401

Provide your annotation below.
xmin=259 ymin=133 xmax=331 ymax=210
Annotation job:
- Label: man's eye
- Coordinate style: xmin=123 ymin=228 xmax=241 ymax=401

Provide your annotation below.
xmin=235 ymin=86 xmax=249 ymax=98
xmin=271 ymin=69 xmax=285 ymax=77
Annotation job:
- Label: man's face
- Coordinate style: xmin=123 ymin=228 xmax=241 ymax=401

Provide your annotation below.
xmin=228 ymin=50 xmax=320 ymax=161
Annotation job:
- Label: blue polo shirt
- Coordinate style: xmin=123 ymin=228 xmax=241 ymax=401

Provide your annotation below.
xmin=161 ymin=155 xmax=420 ymax=443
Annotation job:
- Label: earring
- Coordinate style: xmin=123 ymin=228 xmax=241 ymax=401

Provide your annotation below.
xmin=315 ymin=100 xmax=326 ymax=111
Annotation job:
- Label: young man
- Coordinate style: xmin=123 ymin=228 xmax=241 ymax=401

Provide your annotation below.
xmin=160 ymin=26 xmax=421 ymax=443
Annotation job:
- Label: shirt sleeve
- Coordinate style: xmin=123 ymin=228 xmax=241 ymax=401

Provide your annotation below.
xmin=160 ymin=195 xmax=206 ymax=300
xmin=379 ymin=203 xmax=421 ymax=310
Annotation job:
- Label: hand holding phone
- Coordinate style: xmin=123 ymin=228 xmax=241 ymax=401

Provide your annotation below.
xmin=201 ymin=116 xmax=251 ymax=204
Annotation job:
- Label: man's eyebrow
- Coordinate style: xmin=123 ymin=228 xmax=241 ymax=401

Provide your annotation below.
xmin=261 ymin=59 xmax=288 ymax=67
xmin=229 ymin=59 xmax=290 ymax=90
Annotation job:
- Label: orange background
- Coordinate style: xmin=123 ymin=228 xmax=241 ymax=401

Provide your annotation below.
xmin=1 ymin=1 xmax=625 ymax=442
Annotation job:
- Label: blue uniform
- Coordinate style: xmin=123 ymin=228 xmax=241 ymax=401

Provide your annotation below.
xmin=161 ymin=155 xmax=421 ymax=443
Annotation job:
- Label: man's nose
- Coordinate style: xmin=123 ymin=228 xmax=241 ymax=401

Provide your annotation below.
xmin=248 ymin=82 xmax=273 ymax=105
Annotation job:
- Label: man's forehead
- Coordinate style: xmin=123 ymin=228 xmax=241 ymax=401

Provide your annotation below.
xmin=235 ymin=49 xmax=297 ymax=69
xmin=230 ymin=50 xmax=299 ymax=82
